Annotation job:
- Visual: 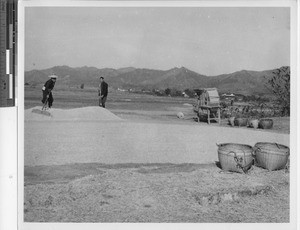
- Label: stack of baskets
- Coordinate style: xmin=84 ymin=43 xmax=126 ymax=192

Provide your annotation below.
xmin=217 ymin=143 xmax=254 ymax=173
xmin=253 ymin=142 xmax=290 ymax=171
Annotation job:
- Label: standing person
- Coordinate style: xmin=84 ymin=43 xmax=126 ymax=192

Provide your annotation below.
xmin=42 ymin=74 xmax=57 ymax=109
xmin=98 ymin=76 xmax=108 ymax=108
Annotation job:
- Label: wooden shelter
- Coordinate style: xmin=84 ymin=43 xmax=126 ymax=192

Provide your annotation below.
xmin=194 ymin=88 xmax=221 ymax=124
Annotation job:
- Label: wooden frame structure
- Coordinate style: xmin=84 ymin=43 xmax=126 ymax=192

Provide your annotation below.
xmin=194 ymin=88 xmax=221 ymax=124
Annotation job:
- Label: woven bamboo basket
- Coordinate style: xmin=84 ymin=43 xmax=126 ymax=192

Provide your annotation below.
xmin=259 ymin=118 xmax=273 ymax=129
xmin=234 ymin=118 xmax=248 ymax=127
xmin=253 ymin=142 xmax=289 ymax=171
xmin=217 ymin=143 xmax=254 ymax=173
xmin=248 ymin=119 xmax=259 ymax=129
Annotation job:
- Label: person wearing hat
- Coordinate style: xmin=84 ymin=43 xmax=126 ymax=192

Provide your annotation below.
xmin=42 ymin=74 xmax=57 ymax=108
xmin=98 ymin=76 xmax=108 ymax=108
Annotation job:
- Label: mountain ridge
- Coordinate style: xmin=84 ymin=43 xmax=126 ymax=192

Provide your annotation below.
xmin=25 ymin=65 xmax=283 ymax=96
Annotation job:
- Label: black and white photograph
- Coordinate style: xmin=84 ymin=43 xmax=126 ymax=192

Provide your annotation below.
xmin=19 ymin=0 xmax=297 ymax=228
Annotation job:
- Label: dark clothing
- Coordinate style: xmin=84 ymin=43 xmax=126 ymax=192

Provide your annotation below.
xmin=98 ymin=81 xmax=108 ymax=108
xmin=44 ymin=79 xmax=55 ymax=92
xmin=100 ymin=81 xmax=108 ymax=97
xmin=42 ymin=79 xmax=55 ymax=108
xmin=99 ymin=96 xmax=107 ymax=108
xmin=42 ymin=91 xmax=53 ymax=107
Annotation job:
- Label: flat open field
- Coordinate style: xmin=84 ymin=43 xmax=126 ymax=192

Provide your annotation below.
xmin=25 ymin=86 xmax=290 ymax=133
xmin=24 ymin=87 xmax=291 ymax=223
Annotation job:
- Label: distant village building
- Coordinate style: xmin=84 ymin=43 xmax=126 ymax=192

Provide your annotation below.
xmin=222 ymin=93 xmax=235 ymax=99
xmin=221 ymin=93 xmax=235 ymax=105
xmin=182 ymin=92 xmax=189 ymax=98
xmin=221 ymin=93 xmax=245 ymax=104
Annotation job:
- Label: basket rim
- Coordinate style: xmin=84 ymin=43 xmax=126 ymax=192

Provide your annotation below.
xmin=259 ymin=118 xmax=273 ymax=121
xmin=217 ymin=143 xmax=253 ymax=156
xmin=217 ymin=143 xmax=253 ymax=149
xmin=218 ymin=151 xmax=254 ymax=157
xmin=235 ymin=117 xmax=248 ymax=120
xmin=254 ymin=142 xmax=289 ymax=150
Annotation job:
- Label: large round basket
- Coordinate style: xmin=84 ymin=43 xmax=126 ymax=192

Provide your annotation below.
xmin=248 ymin=119 xmax=259 ymax=129
xmin=259 ymin=119 xmax=273 ymax=129
xmin=217 ymin=143 xmax=254 ymax=173
xmin=254 ymin=142 xmax=289 ymax=171
xmin=234 ymin=118 xmax=248 ymax=127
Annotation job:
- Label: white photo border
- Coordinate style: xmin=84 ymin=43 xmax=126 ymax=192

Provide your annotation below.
xmin=18 ymin=1 xmax=298 ymax=230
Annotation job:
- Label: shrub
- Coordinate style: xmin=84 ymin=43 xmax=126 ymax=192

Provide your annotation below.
xmin=165 ymin=88 xmax=171 ymax=96
xmin=265 ymin=66 xmax=290 ymax=116
xmin=183 ymin=89 xmax=195 ymax=98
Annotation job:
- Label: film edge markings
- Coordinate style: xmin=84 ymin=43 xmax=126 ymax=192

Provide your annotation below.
xmin=0 ymin=1 xmax=18 ymax=230
xmin=0 ymin=0 xmax=17 ymax=107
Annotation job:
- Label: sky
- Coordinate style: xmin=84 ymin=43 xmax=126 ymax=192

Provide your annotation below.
xmin=25 ymin=7 xmax=290 ymax=76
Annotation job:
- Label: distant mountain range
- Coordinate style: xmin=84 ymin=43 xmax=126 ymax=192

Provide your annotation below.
xmin=25 ymin=65 xmax=282 ymax=96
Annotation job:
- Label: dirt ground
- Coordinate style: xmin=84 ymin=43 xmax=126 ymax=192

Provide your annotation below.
xmin=24 ymin=163 xmax=290 ymax=223
xmin=24 ymin=88 xmax=291 ymax=223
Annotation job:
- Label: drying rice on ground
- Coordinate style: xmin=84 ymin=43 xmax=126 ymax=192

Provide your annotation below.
xmin=25 ymin=106 xmax=122 ymax=121
xmin=24 ymin=119 xmax=289 ymax=166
